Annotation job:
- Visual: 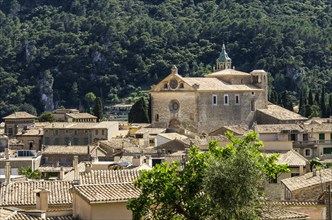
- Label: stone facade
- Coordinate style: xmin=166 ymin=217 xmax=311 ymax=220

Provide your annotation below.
xmin=150 ymin=46 xmax=268 ymax=134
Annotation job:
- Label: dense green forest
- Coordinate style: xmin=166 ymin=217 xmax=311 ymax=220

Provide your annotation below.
xmin=0 ymin=0 xmax=331 ymax=118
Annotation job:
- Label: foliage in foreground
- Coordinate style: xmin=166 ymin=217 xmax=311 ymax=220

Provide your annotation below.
xmin=18 ymin=167 xmax=41 ymax=179
xmin=128 ymin=131 xmax=289 ymax=220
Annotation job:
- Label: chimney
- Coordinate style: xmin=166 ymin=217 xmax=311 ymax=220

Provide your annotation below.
xmin=59 ymin=167 xmax=65 ymax=180
xmin=73 ymin=155 xmax=79 ymax=184
xmin=34 ymin=188 xmax=50 ymax=212
xmin=85 ymin=162 xmax=92 ymax=173
xmin=5 ymin=148 xmax=9 ymax=159
xmin=5 ymin=161 xmax=11 ymax=185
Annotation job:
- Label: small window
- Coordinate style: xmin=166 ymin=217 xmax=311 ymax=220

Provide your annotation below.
xmin=179 ymin=83 xmax=184 ymax=88
xmin=303 ymin=133 xmax=308 ymax=141
xmin=323 ymin=148 xmax=332 ymax=155
xmin=96 ymin=130 xmax=99 ymax=135
xmin=304 ymin=149 xmax=312 ymax=157
xmin=290 ymin=133 xmax=297 ymax=141
xmin=74 ymin=130 xmax=78 ymax=135
xmin=149 ymin=139 xmax=155 ymax=146
xmin=319 ymin=133 xmax=325 ymax=141
xmin=235 ymin=94 xmax=240 ymax=105
xmin=251 ymin=92 xmax=255 ymax=96
xmin=224 ymin=94 xmax=229 ymax=105
xmin=155 ymin=114 xmax=159 ymax=122
xmin=102 ymin=129 xmax=105 ymax=135
xmin=164 ymin=83 xmax=168 ymax=89
xmin=212 ymin=95 xmax=217 ymax=105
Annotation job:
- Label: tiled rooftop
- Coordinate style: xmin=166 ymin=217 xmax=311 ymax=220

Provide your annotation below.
xmin=65 ymin=113 xmax=97 ymax=119
xmin=135 ymin=128 xmax=166 ymax=135
xmin=303 ymin=123 xmax=332 ymax=133
xmin=44 ymin=121 xmax=117 ymax=129
xmin=265 ymin=150 xmax=308 ymax=167
xmin=182 ymin=77 xmax=262 ymax=91
xmin=16 ymin=128 xmax=44 ymax=136
xmin=0 ymin=181 xmax=72 ymax=206
xmin=79 ymin=169 xmax=140 ymax=185
xmin=3 ymin=112 xmax=37 ymax=120
xmin=261 ymin=205 xmax=309 ymax=219
xmin=7 ymin=211 xmax=72 ymax=220
xmin=257 ymin=104 xmax=307 ymax=121
xmin=281 ymin=168 xmax=332 ymax=192
xmin=255 ymin=124 xmax=304 ymax=134
xmin=158 ymin=133 xmax=189 ymax=141
xmin=205 ymin=68 xmax=250 ymax=76
xmin=73 ymin=183 xmax=140 ymax=203
xmin=43 ymin=146 xmax=90 ymax=155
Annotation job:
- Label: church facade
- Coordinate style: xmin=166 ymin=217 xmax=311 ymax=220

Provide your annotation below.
xmin=150 ymin=45 xmax=269 ymax=134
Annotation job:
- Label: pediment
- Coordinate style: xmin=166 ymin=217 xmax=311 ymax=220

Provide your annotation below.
xmin=150 ymin=73 xmax=194 ymax=92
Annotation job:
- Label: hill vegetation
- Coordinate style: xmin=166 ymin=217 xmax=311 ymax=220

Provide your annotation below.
xmin=0 ymin=0 xmax=331 ymax=118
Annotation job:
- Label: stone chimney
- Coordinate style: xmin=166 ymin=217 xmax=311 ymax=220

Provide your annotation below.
xmin=34 ymin=188 xmax=50 ymax=211
xmin=59 ymin=167 xmax=65 ymax=180
xmin=85 ymin=162 xmax=92 ymax=173
xmin=73 ymin=156 xmax=79 ymax=184
xmin=5 ymin=161 xmax=11 ymax=185
xmin=5 ymin=148 xmax=9 ymax=159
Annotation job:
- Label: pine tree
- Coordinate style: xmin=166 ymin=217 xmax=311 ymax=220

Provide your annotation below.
xmin=93 ymin=97 xmax=103 ymax=122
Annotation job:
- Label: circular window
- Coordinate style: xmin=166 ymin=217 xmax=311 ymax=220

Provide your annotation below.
xmin=169 ymin=100 xmax=180 ymax=113
xmin=169 ymin=78 xmax=178 ymax=90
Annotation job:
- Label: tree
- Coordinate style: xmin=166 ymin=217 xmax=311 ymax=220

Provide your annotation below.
xmin=320 ymin=87 xmax=327 ymax=117
xmin=128 ymin=97 xmax=149 ymax=123
xmin=298 ymin=91 xmax=305 ymax=116
xmin=38 ymin=112 xmax=56 ymax=122
xmin=204 ymin=132 xmax=288 ymax=219
xmin=84 ymin=92 xmax=96 ymax=113
xmin=308 ymin=89 xmax=314 ymax=106
xmin=18 ymin=167 xmax=41 ymax=179
xmin=128 ymin=132 xmax=289 ymax=220
xmin=93 ymin=97 xmax=103 ymax=122
xmin=128 ymin=147 xmax=209 ymax=220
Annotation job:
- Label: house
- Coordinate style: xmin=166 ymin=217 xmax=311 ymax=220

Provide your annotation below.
xmin=43 ymin=121 xmax=119 ymax=146
xmin=16 ymin=126 xmax=44 ymax=151
xmin=156 ymin=133 xmax=189 ymax=146
xmin=134 ymin=127 xmax=166 ymax=147
xmin=72 ymin=183 xmax=139 ymax=220
xmin=52 ymin=108 xmax=79 ymax=121
xmin=281 ymin=168 xmax=332 ymax=201
xmin=65 ymin=112 xmax=97 ymax=123
xmin=3 ymin=112 xmax=37 ymax=137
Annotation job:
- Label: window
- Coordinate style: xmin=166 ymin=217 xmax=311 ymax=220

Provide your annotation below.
xmin=73 ymin=138 xmax=79 ymax=145
xmin=44 ymin=137 xmax=50 ymax=145
xmin=83 ymin=138 xmax=89 ymax=145
xmin=319 ymin=133 xmax=325 ymax=142
xmin=303 ymin=133 xmax=308 ymax=141
xmin=155 ymin=114 xmax=159 ymax=122
xmin=102 ymin=129 xmax=105 ymax=135
xmin=74 ymin=130 xmax=78 ymax=135
xmin=290 ymin=134 xmax=297 ymax=141
xmin=330 ymin=133 xmax=332 ymax=141
xmin=251 ymin=100 xmax=256 ymax=111
xmin=65 ymin=137 xmax=70 ymax=145
xmin=96 ymin=130 xmax=99 ymax=135
xmin=269 ymin=176 xmax=277 ymax=184
xmin=212 ymin=95 xmax=217 ymax=105
xmin=304 ymin=148 xmax=312 ymax=157
xmin=164 ymin=83 xmax=168 ymax=89
xmin=55 ymin=130 xmax=58 ymax=135
xmin=179 ymin=83 xmax=184 ymax=88
xmin=251 ymin=92 xmax=255 ymax=96
xmin=149 ymin=139 xmax=155 ymax=146
xmin=235 ymin=94 xmax=240 ymax=105
xmin=54 ymin=138 xmax=59 ymax=145
xmin=224 ymin=94 xmax=229 ymax=105
xmin=323 ymin=148 xmax=332 ymax=155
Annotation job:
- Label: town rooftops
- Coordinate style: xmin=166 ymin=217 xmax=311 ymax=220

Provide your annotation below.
xmin=16 ymin=127 xmax=44 ymax=136
xmin=205 ymin=68 xmax=250 ymax=77
xmin=281 ymin=168 xmax=332 ymax=192
xmin=42 ymin=146 xmax=106 ymax=156
xmin=264 ymin=150 xmax=308 ymax=167
xmin=261 ymin=205 xmax=309 ymax=219
xmin=44 ymin=121 xmax=117 ymax=129
xmin=135 ymin=127 xmax=166 ymax=135
xmin=72 ymin=183 xmax=140 ymax=204
xmin=254 ymin=124 xmax=304 ymax=134
xmin=209 ymin=125 xmax=250 ymax=136
xmin=158 ymin=133 xmax=189 ymax=142
xmin=303 ymin=123 xmax=332 ymax=133
xmin=257 ymin=104 xmax=307 ymax=121
xmin=0 ymin=207 xmax=73 ymax=220
xmin=0 ymin=181 xmax=72 ymax=206
xmin=65 ymin=112 xmax=97 ymax=119
xmin=79 ymin=169 xmax=141 ymax=185
xmin=3 ymin=112 xmax=37 ymax=120
xmin=181 ymin=77 xmax=262 ymax=91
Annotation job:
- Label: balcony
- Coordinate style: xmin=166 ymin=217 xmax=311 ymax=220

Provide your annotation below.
xmin=293 ymin=140 xmax=332 ymax=148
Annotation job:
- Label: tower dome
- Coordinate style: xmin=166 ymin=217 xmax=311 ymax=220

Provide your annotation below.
xmin=216 ymin=44 xmax=232 ymax=71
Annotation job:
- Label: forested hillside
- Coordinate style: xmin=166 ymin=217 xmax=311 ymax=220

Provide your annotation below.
xmin=0 ymin=0 xmax=331 ymax=118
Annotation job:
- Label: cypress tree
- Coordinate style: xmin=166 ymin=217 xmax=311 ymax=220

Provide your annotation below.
xmin=314 ymin=92 xmax=320 ymax=106
xmin=128 ymin=97 xmax=149 ymax=123
xmin=93 ymin=97 xmax=103 ymax=122
xmin=320 ymin=87 xmax=327 ymax=118
xmin=281 ymin=91 xmax=293 ymax=111
xmin=299 ymin=91 xmax=305 ymax=116
xmin=308 ymin=89 xmax=314 ymax=106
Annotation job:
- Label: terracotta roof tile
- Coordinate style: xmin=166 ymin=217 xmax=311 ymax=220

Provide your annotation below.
xmin=8 ymin=212 xmax=72 ymax=220
xmin=73 ymin=183 xmax=140 ymax=203
xmin=205 ymin=68 xmax=250 ymax=76
xmin=0 ymin=181 xmax=72 ymax=206
xmin=255 ymin=124 xmax=304 ymax=134
xmin=3 ymin=112 xmax=37 ymax=120
xmin=257 ymin=105 xmax=307 ymax=121
xmin=261 ymin=205 xmax=309 ymax=219
xmin=281 ymin=168 xmax=332 ymax=192
xmin=264 ymin=150 xmax=308 ymax=167
xmin=65 ymin=113 xmax=97 ymax=119
xmin=79 ymin=169 xmax=140 ymax=185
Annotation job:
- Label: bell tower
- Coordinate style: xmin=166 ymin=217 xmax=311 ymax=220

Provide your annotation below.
xmin=216 ymin=44 xmax=232 ymax=71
